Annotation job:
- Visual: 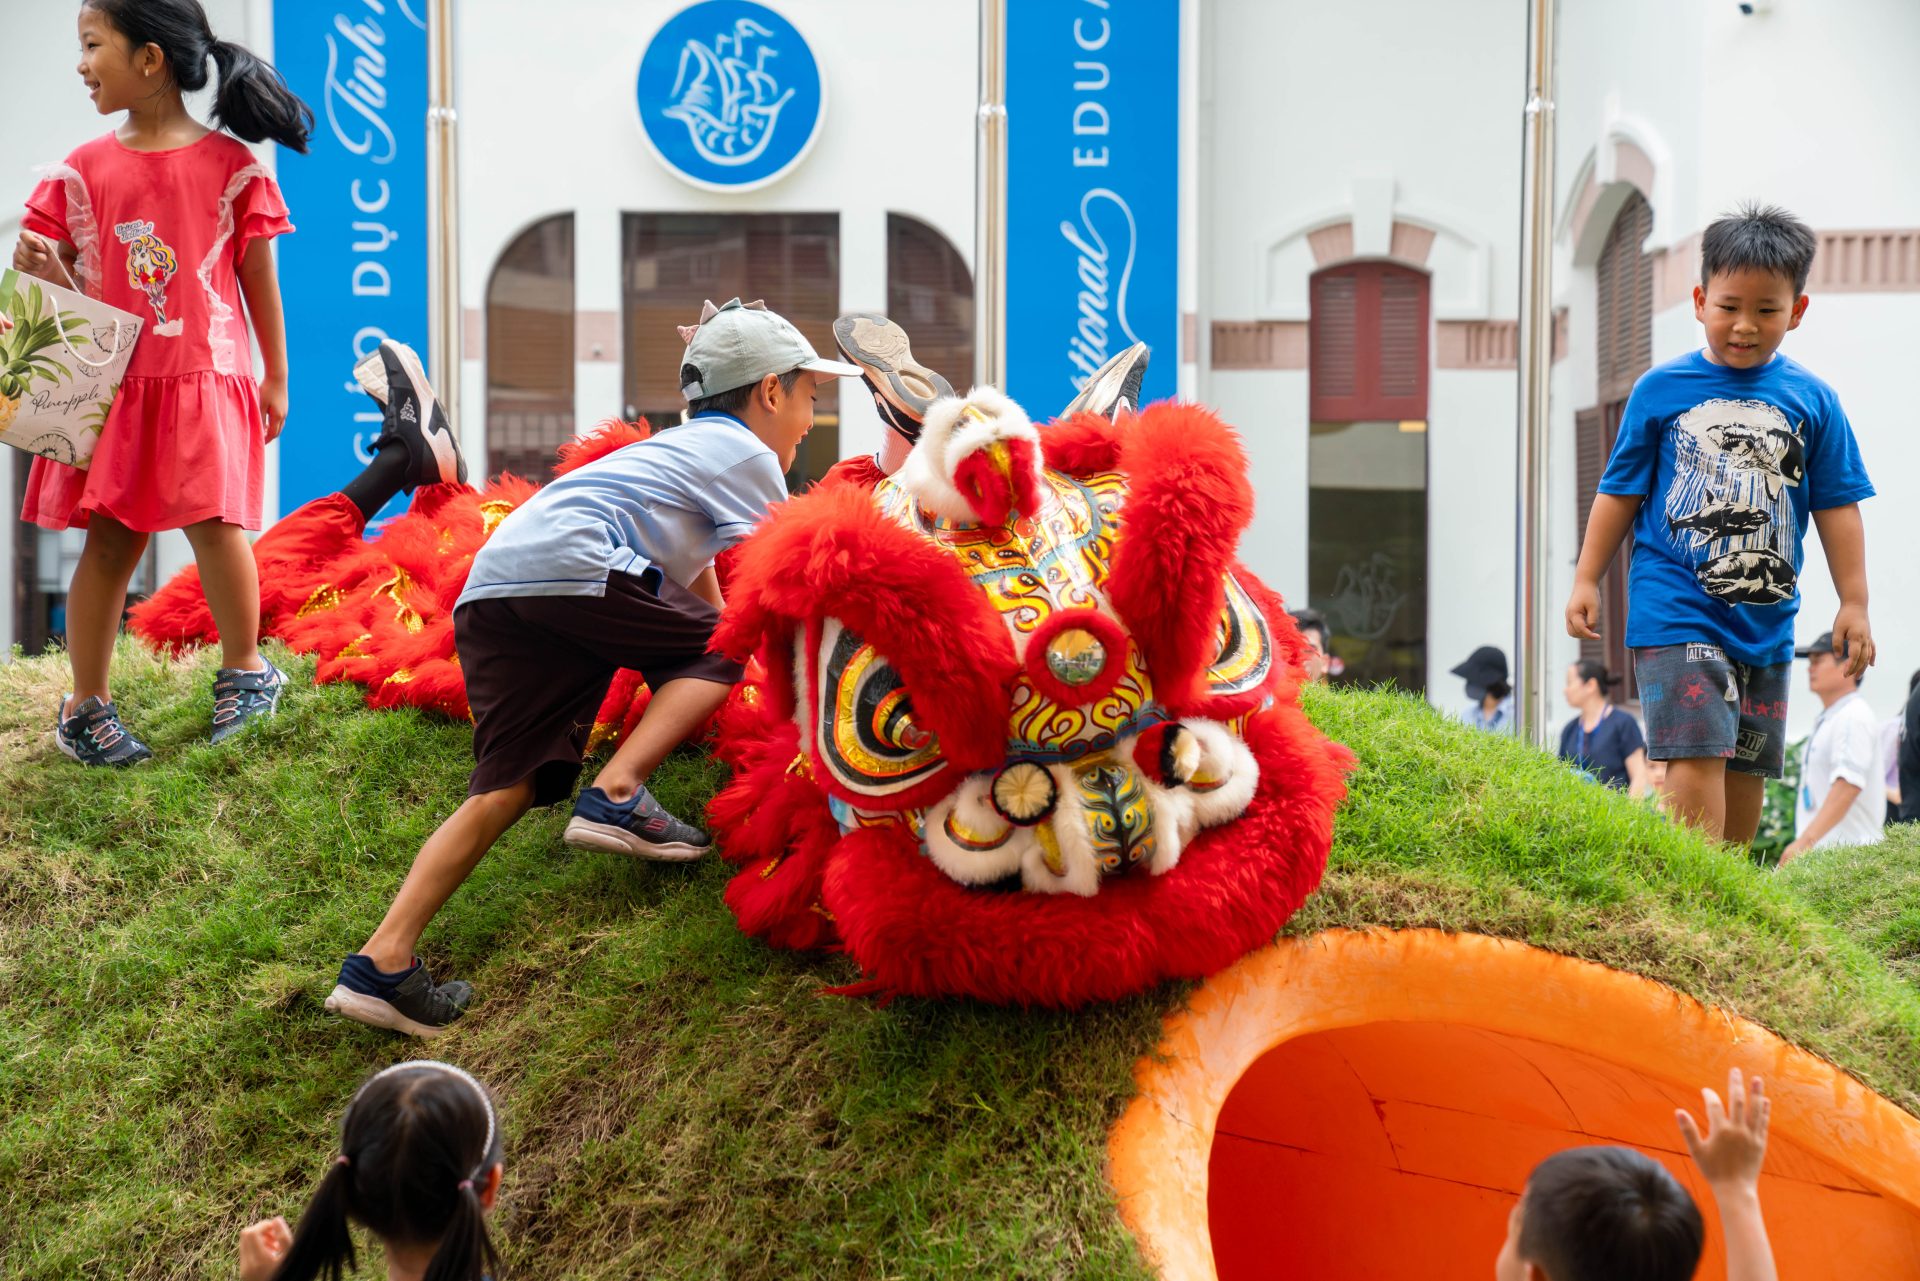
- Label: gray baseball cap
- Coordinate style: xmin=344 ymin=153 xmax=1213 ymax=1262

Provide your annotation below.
xmin=678 ymin=298 xmax=860 ymax=399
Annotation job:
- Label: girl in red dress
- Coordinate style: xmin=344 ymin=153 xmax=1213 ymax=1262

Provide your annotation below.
xmin=12 ymin=0 xmax=311 ymax=765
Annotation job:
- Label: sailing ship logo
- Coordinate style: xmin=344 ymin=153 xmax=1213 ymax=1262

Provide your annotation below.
xmin=638 ymin=2 xmax=824 ymax=191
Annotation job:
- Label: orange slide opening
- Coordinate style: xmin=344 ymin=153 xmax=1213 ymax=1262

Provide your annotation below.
xmin=1109 ymin=930 xmax=1920 ymax=1280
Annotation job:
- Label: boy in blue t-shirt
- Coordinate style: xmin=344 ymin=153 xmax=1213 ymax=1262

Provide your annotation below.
xmin=1565 ymin=204 xmax=1875 ymax=845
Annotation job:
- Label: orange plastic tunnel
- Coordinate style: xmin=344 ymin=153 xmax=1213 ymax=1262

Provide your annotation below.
xmin=1108 ymin=930 xmax=1920 ymax=1280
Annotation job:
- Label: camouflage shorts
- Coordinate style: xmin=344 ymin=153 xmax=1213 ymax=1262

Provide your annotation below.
xmin=1632 ymin=643 xmax=1791 ymax=779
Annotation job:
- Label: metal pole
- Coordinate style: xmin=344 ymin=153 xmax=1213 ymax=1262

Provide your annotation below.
xmin=975 ymin=0 xmax=1007 ymax=389
xmin=1515 ymin=0 xmax=1557 ymax=745
xmin=427 ymin=0 xmax=462 ymax=429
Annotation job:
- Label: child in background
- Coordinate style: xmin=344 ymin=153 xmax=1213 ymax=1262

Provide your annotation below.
xmin=1566 ymin=204 xmax=1874 ymax=845
xmin=236 ymin=1060 xmax=506 ymax=1281
xmin=1495 ymin=1068 xmax=1776 ymax=1281
xmin=13 ymin=0 xmax=311 ymax=764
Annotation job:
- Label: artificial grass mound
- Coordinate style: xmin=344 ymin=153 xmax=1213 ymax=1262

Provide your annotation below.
xmin=1 ymin=641 xmax=1915 ymax=1280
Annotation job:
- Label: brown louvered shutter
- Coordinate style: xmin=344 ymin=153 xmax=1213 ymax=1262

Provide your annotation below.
xmin=486 ymin=214 xmax=576 ymax=480
xmin=1574 ymin=406 xmax=1607 ymax=670
xmin=1310 ymin=271 xmax=1358 ymax=415
xmin=887 ymin=214 xmax=974 ymax=398
xmin=1311 ymin=262 xmax=1428 ymax=421
xmin=1583 ymin=193 xmax=1654 ymax=702
xmin=1596 ymin=193 xmax=1653 ymax=404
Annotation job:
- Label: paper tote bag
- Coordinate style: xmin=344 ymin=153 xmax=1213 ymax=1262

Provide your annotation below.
xmin=0 ymin=265 xmax=142 ymax=469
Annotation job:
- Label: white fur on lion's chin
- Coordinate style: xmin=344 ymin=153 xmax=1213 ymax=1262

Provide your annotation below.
xmin=896 ymin=385 xmax=1041 ymax=522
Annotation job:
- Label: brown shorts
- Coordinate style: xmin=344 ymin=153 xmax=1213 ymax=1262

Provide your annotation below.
xmin=453 ymin=570 xmax=744 ymax=807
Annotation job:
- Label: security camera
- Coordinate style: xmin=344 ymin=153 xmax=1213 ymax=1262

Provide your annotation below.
xmin=1737 ymin=0 xmax=1774 ymax=13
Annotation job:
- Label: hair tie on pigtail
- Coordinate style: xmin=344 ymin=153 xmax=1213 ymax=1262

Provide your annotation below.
xmin=457 ymin=1178 xmax=474 ymax=1191
xmin=334 ymin=1155 xmax=350 ymax=1167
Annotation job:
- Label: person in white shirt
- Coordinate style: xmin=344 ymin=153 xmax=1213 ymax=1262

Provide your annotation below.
xmin=1783 ymin=630 xmax=1886 ymax=862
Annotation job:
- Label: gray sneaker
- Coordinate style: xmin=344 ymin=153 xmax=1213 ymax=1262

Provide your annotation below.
xmin=564 ymin=784 xmax=712 ymax=861
xmin=54 ymin=695 xmax=153 ymax=767
xmin=325 ymin=954 xmax=472 ymax=1038
xmin=210 ymin=659 xmax=287 ymax=744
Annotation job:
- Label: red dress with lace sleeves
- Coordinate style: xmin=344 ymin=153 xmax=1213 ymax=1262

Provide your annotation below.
xmin=19 ymin=131 xmax=293 ymax=532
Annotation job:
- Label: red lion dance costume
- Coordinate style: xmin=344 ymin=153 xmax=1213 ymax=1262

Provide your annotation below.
xmin=708 ymin=387 xmax=1353 ymax=1007
xmin=131 ymin=388 xmax=1352 ymax=1009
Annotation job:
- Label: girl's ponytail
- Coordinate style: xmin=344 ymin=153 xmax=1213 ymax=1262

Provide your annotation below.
xmin=421 ymin=1178 xmax=505 ymax=1281
xmin=210 ymin=38 xmax=314 ymax=154
xmin=264 ymin=1158 xmax=359 ymax=1281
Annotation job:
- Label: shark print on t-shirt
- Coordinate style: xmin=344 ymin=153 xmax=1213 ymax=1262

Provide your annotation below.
xmin=1596 ymin=350 xmax=1873 ymax=667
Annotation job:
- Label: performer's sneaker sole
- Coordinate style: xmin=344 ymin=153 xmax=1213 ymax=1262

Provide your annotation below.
xmin=563 ymin=817 xmax=710 ymax=862
xmin=323 ymin=984 xmax=455 ymax=1039
xmin=833 ymin=313 xmax=954 ymax=425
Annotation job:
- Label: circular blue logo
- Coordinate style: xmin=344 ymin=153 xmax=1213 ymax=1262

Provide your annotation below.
xmin=636 ymin=1 xmax=825 ymax=192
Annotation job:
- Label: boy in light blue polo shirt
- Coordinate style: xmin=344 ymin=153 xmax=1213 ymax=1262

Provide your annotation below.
xmin=327 ymin=298 xmax=859 ymax=1037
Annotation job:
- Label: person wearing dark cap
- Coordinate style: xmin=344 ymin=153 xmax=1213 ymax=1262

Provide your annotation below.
xmin=1781 ymin=630 xmax=1885 ymax=862
xmin=1452 ymin=645 xmax=1514 ymax=733
xmin=325 ymin=298 xmax=861 ymax=1037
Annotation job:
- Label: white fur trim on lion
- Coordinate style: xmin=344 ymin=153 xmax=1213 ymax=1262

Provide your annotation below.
xmin=895 ymin=385 xmax=1042 ymax=523
xmin=1179 ymin=718 xmax=1261 ymax=827
xmin=923 ymin=776 xmax=1026 ymax=885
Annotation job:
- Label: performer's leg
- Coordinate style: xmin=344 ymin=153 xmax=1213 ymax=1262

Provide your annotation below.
xmin=340 ymin=446 xmax=414 ymax=523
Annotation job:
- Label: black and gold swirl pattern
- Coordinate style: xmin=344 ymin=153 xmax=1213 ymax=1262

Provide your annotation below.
xmin=1206 ymin=574 xmax=1273 ymax=697
xmin=817 ymin=624 xmax=946 ymax=795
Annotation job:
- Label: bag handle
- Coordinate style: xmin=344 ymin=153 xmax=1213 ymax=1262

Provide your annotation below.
xmin=46 ymin=253 xmax=133 ymax=371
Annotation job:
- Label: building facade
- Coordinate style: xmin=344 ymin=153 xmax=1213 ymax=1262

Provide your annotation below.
xmin=4 ymin=0 xmax=1915 ymax=740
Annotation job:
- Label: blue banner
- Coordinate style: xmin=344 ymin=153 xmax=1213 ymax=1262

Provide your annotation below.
xmin=271 ymin=0 xmax=431 ymax=523
xmin=1006 ymin=0 xmax=1180 ymax=416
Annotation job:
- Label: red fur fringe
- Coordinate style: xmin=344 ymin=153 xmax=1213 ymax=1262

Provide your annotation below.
xmin=127 ymin=468 xmax=652 ymax=739
xmin=713 ymin=481 xmax=1020 ymax=788
xmin=554 ymin=418 xmax=651 ymax=475
xmin=805 ymin=701 xmax=1350 ymax=1007
xmin=1106 ymin=404 xmax=1256 ymax=712
xmin=1040 ymin=411 xmax=1128 ymax=475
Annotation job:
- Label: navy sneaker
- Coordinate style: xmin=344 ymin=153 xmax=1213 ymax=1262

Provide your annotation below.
xmin=352 ymin=339 xmax=467 ymax=488
xmin=325 ymin=954 xmax=472 ymax=1038
xmin=210 ymin=659 xmax=287 ymax=744
xmin=54 ymin=695 xmax=153 ymax=767
xmin=564 ymin=785 xmax=712 ymax=861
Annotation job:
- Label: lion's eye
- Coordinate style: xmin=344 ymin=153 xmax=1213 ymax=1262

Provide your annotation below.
xmin=816 ymin=620 xmax=946 ymax=796
xmin=1206 ymin=574 xmax=1274 ymax=697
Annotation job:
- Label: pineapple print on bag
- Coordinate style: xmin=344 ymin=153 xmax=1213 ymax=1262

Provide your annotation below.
xmin=0 ymin=280 xmax=87 ymax=438
xmin=115 ymin=219 xmax=182 ymax=337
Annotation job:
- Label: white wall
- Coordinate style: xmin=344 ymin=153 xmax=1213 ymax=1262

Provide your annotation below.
xmin=452 ymin=0 xmax=978 ymax=467
xmin=1205 ymin=0 xmax=1524 ymax=701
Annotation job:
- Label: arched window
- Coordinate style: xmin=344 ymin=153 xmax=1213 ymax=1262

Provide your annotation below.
xmin=1576 ymin=191 xmax=1653 ymax=700
xmin=1307 ymin=261 xmax=1431 ymax=693
xmin=485 ymin=214 xmax=575 ymax=480
xmin=621 ymin=213 xmax=841 ymax=488
xmin=887 ymin=213 xmax=974 ymax=393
